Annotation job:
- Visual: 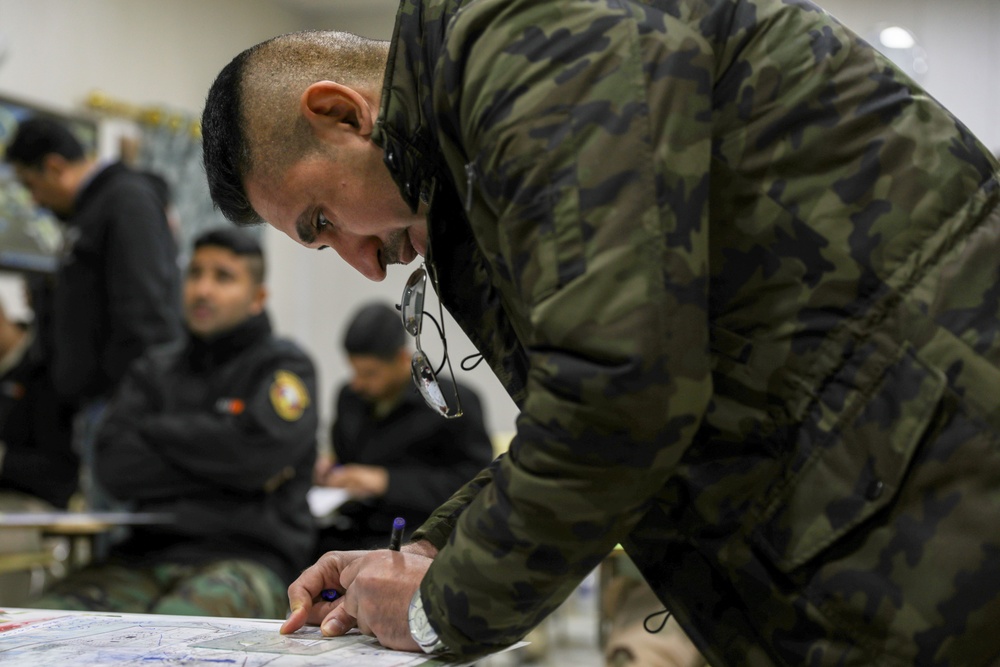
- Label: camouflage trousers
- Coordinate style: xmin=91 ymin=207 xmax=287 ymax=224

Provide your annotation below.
xmin=30 ymin=559 xmax=288 ymax=619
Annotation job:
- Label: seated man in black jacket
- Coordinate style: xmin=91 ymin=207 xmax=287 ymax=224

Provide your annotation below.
xmin=31 ymin=228 xmax=317 ymax=618
xmin=0 ymin=297 xmax=77 ymax=509
xmin=313 ymin=302 xmax=493 ymax=556
xmin=0 ymin=296 xmax=78 ymax=605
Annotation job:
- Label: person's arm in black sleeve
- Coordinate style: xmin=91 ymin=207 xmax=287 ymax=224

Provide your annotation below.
xmin=136 ymin=351 xmax=319 ymax=495
xmin=96 ymin=355 xmax=217 ymax=501
xmin=382 ymin=383 xmax=494 ymax=514
xmin=0 ymin=393 xmax=77 ymax=507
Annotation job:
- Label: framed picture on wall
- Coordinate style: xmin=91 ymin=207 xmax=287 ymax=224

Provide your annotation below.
xmin=0 ymin=94 xmax=98 ymax=274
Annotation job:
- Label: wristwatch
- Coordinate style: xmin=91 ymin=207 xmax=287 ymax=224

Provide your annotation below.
xmin=408 ymin=589 xmax=449 ymax=654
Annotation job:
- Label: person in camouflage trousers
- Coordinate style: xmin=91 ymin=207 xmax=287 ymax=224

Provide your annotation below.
xmin=31 ymin=228 xmax=317 ymax=619
xmin=201 ymin=0 xmax=1000 ymax=664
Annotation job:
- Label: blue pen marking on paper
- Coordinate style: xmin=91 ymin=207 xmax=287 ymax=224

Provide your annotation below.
xmin=319 ymin=517 xmax=405 ymax=603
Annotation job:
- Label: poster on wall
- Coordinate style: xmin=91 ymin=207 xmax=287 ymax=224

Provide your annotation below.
xmin=0 ymin=95 xmax=97 ymax=274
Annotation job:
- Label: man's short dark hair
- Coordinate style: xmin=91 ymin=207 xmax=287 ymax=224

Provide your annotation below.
xmin=344 ymin=302 xmax=407 ymax=361
xmin=192 ymin=227 xmax=266 ymax=284
xmin=202 ymin=50 xmax=260 ymax=227
xmin=4 ymin=117 xmax=85 ymax=168
xmin=203 ymin=31 xmax=388 ymax=229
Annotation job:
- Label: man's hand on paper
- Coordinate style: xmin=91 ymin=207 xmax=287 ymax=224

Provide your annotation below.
xmin=281 ymin=540 xmax=439 ymax=652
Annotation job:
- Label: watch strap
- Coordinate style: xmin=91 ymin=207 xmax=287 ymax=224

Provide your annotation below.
xmin=408 ymin=588 xmax=448 ymax=654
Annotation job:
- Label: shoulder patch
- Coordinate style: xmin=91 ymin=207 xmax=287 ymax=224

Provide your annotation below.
xmin=270 ymin=370 xmax=310 ymax=421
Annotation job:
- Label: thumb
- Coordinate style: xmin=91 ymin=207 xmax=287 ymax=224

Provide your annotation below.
xmin=321 ymin=603 xmax=357 ymax=637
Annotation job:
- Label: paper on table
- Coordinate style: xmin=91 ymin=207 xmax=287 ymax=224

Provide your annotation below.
xmin=0 ymin=607 xmax=523 ymax=666
xmin=307 ymin=486 xmax=350 ymax=518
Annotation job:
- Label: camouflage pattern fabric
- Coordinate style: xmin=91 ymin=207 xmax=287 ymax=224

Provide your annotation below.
xmin=370 ymin=0 xmax=1000 ymax=664
xmin=30 ymin=559 xmax=288 ymax=619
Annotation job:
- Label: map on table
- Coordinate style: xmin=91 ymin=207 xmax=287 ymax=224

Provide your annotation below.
xmin=0 ymin=608 xmax=468 ymax=666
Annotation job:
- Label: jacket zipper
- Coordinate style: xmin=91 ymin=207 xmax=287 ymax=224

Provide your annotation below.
xmin=464 ymin=162 xmax=476 ymax=213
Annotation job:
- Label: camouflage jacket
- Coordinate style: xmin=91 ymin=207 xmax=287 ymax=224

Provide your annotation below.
xmin=372 ymin=1 xmax=1000 ymax=664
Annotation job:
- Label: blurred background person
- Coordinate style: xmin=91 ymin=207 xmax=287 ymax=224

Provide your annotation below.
xmin=0 ymin=296 xmax=76 ymax=509
xmin=0 ymin=296 xmax=77 ymax=606
xmin=29 ymin=227 xmax=317 ymax=618
xmin=313 ymin=301 xmax=493 ymax=556
xmin=3 ymin=116 xmax=182 ymax=520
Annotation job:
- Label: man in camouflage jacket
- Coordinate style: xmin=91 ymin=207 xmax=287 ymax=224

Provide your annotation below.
xmin=202 ymin=0 xmax=1000 ymax=664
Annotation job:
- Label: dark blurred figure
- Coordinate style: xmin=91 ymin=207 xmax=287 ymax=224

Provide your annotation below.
xmin=0 ymin=297 xmax=77 ymax=508
xmin=4 ymin=117 xmax=182 ymax=522
xmin=0 ymin=296 xmax=77 ymax=606
xmin=313 ymin=302 xmax=493 ymax=556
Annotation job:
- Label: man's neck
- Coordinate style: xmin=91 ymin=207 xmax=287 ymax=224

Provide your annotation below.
xmin=372 ymin=376 xmax=411 ymax=418
xmin=66 ymin=158 xmax=103 ymax=199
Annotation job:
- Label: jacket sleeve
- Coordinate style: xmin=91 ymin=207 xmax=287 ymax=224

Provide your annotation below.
xmin=416 ymin=0 xmax=714 ymax=657
xmin=381 ymin=384 xmax=494 ymax=514
xmin=0 ymin=362 xmax=78 ymax=507
xmin=132 ymin=351 xmax=319 ymax=495
xmin=96 ymin=355 xmax=217 ymax=500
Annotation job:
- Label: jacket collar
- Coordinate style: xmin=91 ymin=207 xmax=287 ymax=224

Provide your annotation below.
xmin=185 ymin=311 xmax=271 ymax=370
xmin=371 ymin=0 xmax=530 ymax=409
xmin=74 ymin=161 xmax=128 ymax=211
xmin=372 ymin=0 xmax=460 ymax=214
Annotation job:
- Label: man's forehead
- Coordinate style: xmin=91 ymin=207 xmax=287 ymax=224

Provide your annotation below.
xmin=244 ymin=173 xmax=288 ymax=231
xmin=190 ymin=246 xmax=249 ymax=270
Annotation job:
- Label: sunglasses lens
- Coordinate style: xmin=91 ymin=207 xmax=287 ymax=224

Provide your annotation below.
xmin=411 ymin=350 xmax=451 ymax=416
xmin=400 ymin=268 xmax=426 ymax=337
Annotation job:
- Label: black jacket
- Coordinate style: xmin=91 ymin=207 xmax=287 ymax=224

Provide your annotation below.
xmin=0 ymin=328 xmax=77 ymax=507
xmin=329 ymin=380 xmax=493 ymax=545
xmin=95 ymin=313 xmax=317 ymax=583
xmin=52 ymin=161 xmax=181 ymax=405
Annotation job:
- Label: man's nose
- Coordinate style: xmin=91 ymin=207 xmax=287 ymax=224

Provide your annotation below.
xmin=330 ymin=235 xmax=387 ymax=282
xmin=188 ymin=276 xmax=214 ymax=297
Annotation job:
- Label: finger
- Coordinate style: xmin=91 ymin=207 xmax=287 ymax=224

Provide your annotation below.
xmin=280 ymin=603 xmax=316 ymax=635
xmin=320 ymin=603 xmax=358 ymax=637
xmin=338 ymin=554 xmax=364 ymax=589
xmin=356 ymin=617 xmax=374 ymax=637
xmin=286 ymin=555 xmax=345 ymax=627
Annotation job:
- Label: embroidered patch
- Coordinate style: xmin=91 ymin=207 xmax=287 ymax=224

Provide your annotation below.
xmin=269 ymin=370 xmax=309 ymax=421
xmin=215 ymin=398 xmax=245 ymax=415
xmin=1 ymin=381 xmax=25 ymax=400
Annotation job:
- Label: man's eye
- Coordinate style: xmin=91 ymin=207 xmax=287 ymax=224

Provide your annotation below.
xmin=316 ymin=212 xmax=330 ymax=230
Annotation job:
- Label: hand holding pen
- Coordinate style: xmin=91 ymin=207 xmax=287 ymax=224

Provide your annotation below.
xmin=320 ymin=516 xmax=406 ymax=602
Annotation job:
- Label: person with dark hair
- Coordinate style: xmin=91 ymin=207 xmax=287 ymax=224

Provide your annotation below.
xmin=4 ymin=117 xmax=181 ymax=404
xmin=0 ymin=297 xmax=77 ymax=508
xmin=313 ymin=301 xmax=493 ymax=556
xmin=4 ymin=117 xmax=182 ymax=522
xmin=203 ymin=2 xmax=1000 ymax=664
xmin=0 ymin=296 xmax=78 ymax=605
xmin=29 ymin=227 xmax=318 ymax=618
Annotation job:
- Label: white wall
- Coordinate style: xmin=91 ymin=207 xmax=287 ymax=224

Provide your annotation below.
xmin=818 ymin=0 xmax=1000 ymax=153
xmin=0 ymin=0 xmax=997 ymax=442
xmin=0 ymin=0 xmax=303 ymax=113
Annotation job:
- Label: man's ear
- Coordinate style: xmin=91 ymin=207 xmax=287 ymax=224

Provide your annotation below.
xmin=41 ymin=153 xmax=70 ymax=177
xmin=301 ymin=81 xmax=374 ymax=140
xmin=251 ymin=284 xmax=268 ymax=316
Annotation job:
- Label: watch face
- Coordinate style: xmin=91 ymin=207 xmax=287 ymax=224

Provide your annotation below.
xmin=408 ymin=589 xmax=446 ymax=652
